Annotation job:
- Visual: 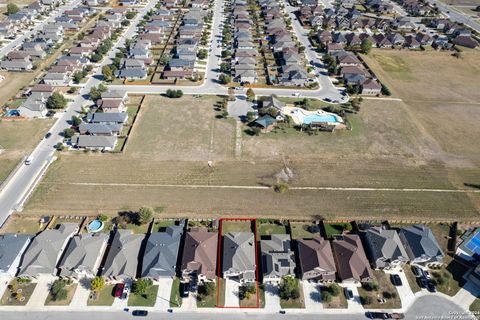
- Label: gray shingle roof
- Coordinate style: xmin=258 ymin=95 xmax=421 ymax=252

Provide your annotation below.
xmin=222 ymin=232 xmax=256 ymax=278
xmin=0 ymin=234 xmax=32 ymax=274
xmin=261 ymin=234 xmax=296 ymax=278
xmin=102 ymin=230 xmax=145 ymax=279
xmin=399 ymin=225 xmax=444 ymax=264
xmin=364 ymin=227 xmax=409 ymax=269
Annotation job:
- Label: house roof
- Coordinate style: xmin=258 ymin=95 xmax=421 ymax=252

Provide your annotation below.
xmin=79 ymin=123 xmax=122 ymax=135
xmin=0 ymin=234 xmax=32 ymax=273
xmin=332 ymin=234 xmax=373 ymax=282
xmin=76 ymin=135 xmax=118 ymax=149
xmin=297 ymin=236 xmax=336 ymax=278
xmin=102 ymin=230 xmax=144 ymax=279
xmin=181 ymin=227 xmax=218 ymax=280
xmin=263 ymin=95 xmax=285 ymax=110
xmin=222 ymin=232 xmax=256 ymax=276
xmin=252 ymin=115 xmax=277 ymax=128
xmin=87 ymin=112 xmax=128 ymax=124
xmin=18 ymin=224 xmax=78 ymax=277
xmin=58 ymin=233 xmax=108 ymax=277
xmin=261 ymin=234 xmax=296 ymax=278
xmin=364 ymin=227 xmax=409 ymax=268
xmin=142 ymin=223 xmax=184 ymax=278
xmin=399 ymin=225 xmax=444 ymax=263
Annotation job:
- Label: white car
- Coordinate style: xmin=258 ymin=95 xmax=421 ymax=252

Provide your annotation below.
xmin=25 ymin=156 xmax=34 ymax=165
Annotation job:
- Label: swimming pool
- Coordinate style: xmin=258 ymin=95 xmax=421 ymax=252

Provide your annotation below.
xmin=303 ymin=114 xmax=338 ymax=124
xmin=5 ymin=110 xmax=20 ymax=117
xmin=87 ymin=220 xmax=104 ymax=233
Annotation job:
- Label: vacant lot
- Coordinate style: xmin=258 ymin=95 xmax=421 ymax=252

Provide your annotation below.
xmin=23 ymin=79 xmax=480 ymax=220
xmin=0 ymin=119 xmax=54 ymax=183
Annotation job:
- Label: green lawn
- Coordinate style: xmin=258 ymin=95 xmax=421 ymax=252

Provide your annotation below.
xmin=0 ymin=215 xmax=46 ymax=235
xmin=221 ymin=220 xmax=253 ymax=235
xmin=256 ymin=220 xmax=287 ymax=238
xmin=197 ymin=281 xmax=218 ymax=308
xmin=169 ymin=277 xmax=182 ymax=308
xmin=279 ymin=279 xmax=305 ymax=309
xmin=320 ymin=283 xmax=348 ymax=309
xmin=470 ymin=298 xmax=480 ymax=314
xmin=127 ymin=285 xmax=159 ymax=307
xmin=217 ymin=278 xmax=226 ymax=307
xmin=290 ymin=222 xmax=320 ymax=239
xmin=323 ymin=222 xmax=353 ymax=238
xmin=45 ymin=283 xmax=78 ymax=306
xmin=0 ymin=279 xmax=36 ymax=306
xmin=87 ymin=284 xmax=115 ymax=306
xmin=403 ymin=265 xmax=421 ymax=293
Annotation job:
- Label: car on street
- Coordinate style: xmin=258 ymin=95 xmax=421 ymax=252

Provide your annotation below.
xmin=45 ymin=132 xmax=52 ymax=139
xmin=132 ymin=310 xmax=148 ymax=316
xmin=365 ymin=311 xmax=388 ymax=319
xmin=391 ymin=274 xmax=402 ymax=286
xmin=387 ymin=313 xmax=405 ymax=319
xmin=114 ymin=283 xmax=125 ymax=298
xmin=25 ymin=156 xmax=34 ymax=165
xmin=344 ymin=288 xmax=354 ymax=300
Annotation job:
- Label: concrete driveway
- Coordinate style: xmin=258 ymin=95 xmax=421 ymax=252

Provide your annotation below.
xmin=384 ymin=267 xmax=415 ymax=309
xmin=69 ymin=277 xmax=92 ymax=307
xmin=302 ymin=281 xmax=323 ymax=311
xmin=224 ymin=278 xmax=240 ymax=307
xmin=263 ymin=283 xmax=280 ymax=312
xmin=227 ymin=96 xmax=255 ymax=120
xmin=339 ymin=283 xmax=363 ymax=312
xmin=26 ymin=275 xmax=56 ymax=307
xmin=154 ymin=278 xmax=174 ymax=310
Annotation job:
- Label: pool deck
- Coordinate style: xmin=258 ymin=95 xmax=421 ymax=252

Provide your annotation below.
xmin=281 ymin=106 xmax=345 ymax=127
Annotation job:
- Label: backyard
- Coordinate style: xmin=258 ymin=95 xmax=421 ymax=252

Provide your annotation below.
xmin=290 ymin=222 xmax=320 ymax=239
xmin=256 ymin=220 xmax=287 ymax=238
xmin=221 ymin=220 xmax=253 ymax=235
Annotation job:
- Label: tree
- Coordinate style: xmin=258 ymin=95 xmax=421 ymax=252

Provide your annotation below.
xmin=361 ymin=38 xmax=373 ymax=54
xmin=71 ymin=116 xmax=82 ymax=126
xmin=133 ymin=278 xmax=153 ymax=297
xmin=219 ymin=74 xmax=231 ymax=85
xmin=279 ymin=277 xmax=300 ymax=300
xmin=221 ymin=50 xmax=231 ymax=58
xmin=165 ymin=89 xmax=183 ymax=98
xmin=361 ymin=296 xmax=373 ymax=305
xmin=138 ymin=207 xmax=153 ymax=225
xmin=102 ymin=65 xmax=113 ymax=81
xmin=197 ymin=49 xmax=208 ymax=60
xmin=246 ymin=111 xmax=255 ymax=121
xmin=239 ymin=284 xmax=256 ymax=300
xmin=246 ymin=88 xmax=255 ymax=101
xmin=160 ymin=54 xmax=171 ymax=66
xmin=219 ymin=62 xmax=230 ymax=73
xmin=89 ymin=84 xmax=107 ymax=101
xmin=51 ymin=279 xmax=69 ymax=301
xmin=47 ymin=92 xmax=67 ymax=109
xmin=321 ymin=291 xmax=332 ymax=303
xmin=90 ymin=277 xmax=105 ymax=292
xmin=126 ymin=11 xmax=136 ymax=19
xmin=55 ymin=288 xmax=68 ymax=301
xmin=7 ymin=4 xmax=19 ymax=15
xmin=63 ymin=128 xmax=75 ymax=139
xmin=98 ymin=214 xmax=109 ymax=222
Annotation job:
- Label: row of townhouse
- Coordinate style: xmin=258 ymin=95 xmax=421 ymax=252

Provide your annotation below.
xmin=260 ymin=0 xmax=309 ymax=86
xmin=230 ymin=0 xmax=257 ymax=84
xmin=162 ymin=8 xmax=209 ymax=80
xmin=3 ymin=0 xmax=63 ymax=31
xmin=0 ymin=221 xmax=452 ymax=287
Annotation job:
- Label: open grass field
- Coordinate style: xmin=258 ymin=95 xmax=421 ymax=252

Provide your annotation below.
xmin=22 ymin=67 xmax=480 ymax=220
xmin=0 ymin=119 xmax=54 ymax=184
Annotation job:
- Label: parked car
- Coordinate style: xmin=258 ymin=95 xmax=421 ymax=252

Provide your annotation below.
xmin=114 ymin=283 xmax=125 ymax=298
xmin=411 ymin=265 xmax=422 ymax=277
xmin=344 ymin=288 xmax=354 ymax=300
xmin=422 ymin=269 xmax=431 ymax=279
xmin=180 ymin=282 xmax=190 ymax=298
xmin=390 ymin=274 xmax=403 ymax=286
xmin=417 ymin=277 xmax=427 ymax=288
xmin=132 ymin=310 xmax=148 ymax=316
xmin=426 ymin=280 xmax=436 ymax=293
xmin=45 ymin=132 xmax=52 ymax=139
xmin=366 ymin=311 xmax=388 ymax=319
xmin=387 ymin=313 xmax=405 ymax=319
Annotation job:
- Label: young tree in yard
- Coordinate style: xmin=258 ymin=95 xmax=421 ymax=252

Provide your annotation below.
xmin=7 ymin=4 xmax=19 ymax=15
xmin=90 ymin=277 xmax=105 ymax=292
xmin=71 ymin=115 xmax=82 ymax=126
xmin=102 ymin=65 xmax=113 ymax=81
xmin=63 ymin=128 xmax=75 ymax=139
xmin=197 ymin=49 xmax=208 ymax=60
xmin=361 ymin=38 xmax=373 ymax=54
xmin=133 ymin=278 xmax=153 ymax=297
xmin=279 ymin=277 xmax=300 ymax=300
xmin=219 ymin=62 xmax=230 ymax=73
xmin=239 ymin=284 xmax=256 ymax=300
xmin=138 ymin=207 xmax=153 ymax=224
xmin=219 ymin=74 xmax=231 ymax=85
xmin=246 ymin=88 xmax=255 ymax=101
xmin=51 ymin=279 xmax=69 ymax=301
xmin=47 ymin=92 xmax=67 ymax=109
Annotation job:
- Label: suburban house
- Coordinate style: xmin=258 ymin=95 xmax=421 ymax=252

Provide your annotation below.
xmin=79 ymin=123 xmax=122 ymax=136
xmin=399 ymin=225 xmax=444 ymax=267
xmin=363 ymin=226 xmax=409 ymax=269
xmin=181 ymin=227 xmax=218 ymax=282
xmin=332 ymin=234 xmax=373 ymax=283
xmin=96 ymin=98 xmax=127 ymax=113
xmin=73 ymin=135 xmax=118 ymax=151
xmin=222 ymin=232 xmax=256 ymax=284
xmin=17 ymin=92 xmax=49 ymax=118
xmin=102 ymin=229 xmax=145 ymax=280
xmin=297 ymin=236 xmax=337 ymax=282
xmin=141 ymin=222 xmax=185 ymax=279
xmin=361 ymin=79 xmax=382 ymax=95
xmin=261 ymin=234 xmax=296 ymax=283
xmin=250 ymin=115 xmax=278 ymax=133
xmin=0 ymin=234 xmax=32 ymax=277
xmin=58 ymin=233 xmax=109 ymax=279
xmin=86 ymin=112 xmax=129 ymax=124
xmin=18 ymin=224 xmax=79 ymax=279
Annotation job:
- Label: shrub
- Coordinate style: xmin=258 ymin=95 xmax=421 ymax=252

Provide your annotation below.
xmin=361 ymin=295 xmax=373 ymax=305
xmin=165 ymin=89 xmax=184 ymax=98
xmin=138 ymin=207 xmax=153 ymax=225
xmin=90 ymin=276 xmax=105 ymax=292
xmin=279 ymin=277 xmax=300 ymax=300
xmin=47 ymin=93 xmax=67 ymax=109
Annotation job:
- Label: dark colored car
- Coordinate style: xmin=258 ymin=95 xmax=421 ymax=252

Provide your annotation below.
xmin=365 ymin=311 xmax=388 ymax=319
xmin=114 ymin=283 xmax=125 ymax=298
xmin=387 ymin=313 xmax=405 ymax=319
xmin=180 ymin=282 xmax=190 ymax=298
xmin=45 ymin=132 xmax=52 ymax=139
xmin=426 ymin=280 xmax=436 ymax=293
xmin=411 ymin=265 xmax=422 ymax=277
xmin=417 ymin=277 xmax=427 ymax=288
xmin=391 ymin=274 xmax=402 ymax=286
xmin=344 ymin=288 xmax=354 ymax=300
xmin=132 ymin=310 xmax=148 ymax=316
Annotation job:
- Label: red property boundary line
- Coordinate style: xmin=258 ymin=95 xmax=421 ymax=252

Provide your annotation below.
xmin=216 ymin=218 xmax=260 ymax=308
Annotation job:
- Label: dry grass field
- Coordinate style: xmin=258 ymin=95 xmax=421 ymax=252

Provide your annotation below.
xmin=0 ymin=119 xmax=54 ymax=183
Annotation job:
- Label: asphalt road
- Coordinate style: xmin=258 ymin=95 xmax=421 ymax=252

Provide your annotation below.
xmin=426 ymin=0 xmax=480 ymax=33
xmin=0 ymin=0 xmax=159 ymax=228
xmin=0 ymin=295 xmax=473 ymax=320
xmin=0 ymin=0 xmax=83 ymax=59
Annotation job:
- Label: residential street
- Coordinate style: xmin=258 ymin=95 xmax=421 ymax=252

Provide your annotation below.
xmin=0 ymin=0 xmax=83 ymax=59
xmin=426 ymin=0 xmax=480 ymax=33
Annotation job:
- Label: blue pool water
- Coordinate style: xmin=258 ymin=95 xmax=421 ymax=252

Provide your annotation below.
xmin=303 ymin=114 xmax=338 ymax=124
xmin=87 ymin=220 xmax=104 ymax=232
xmin=5 ymin=110 xmax=20 ymax=117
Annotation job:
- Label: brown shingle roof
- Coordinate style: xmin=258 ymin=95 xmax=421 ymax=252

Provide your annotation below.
xmin=181 ymin=228 xmax=218 ymax=280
